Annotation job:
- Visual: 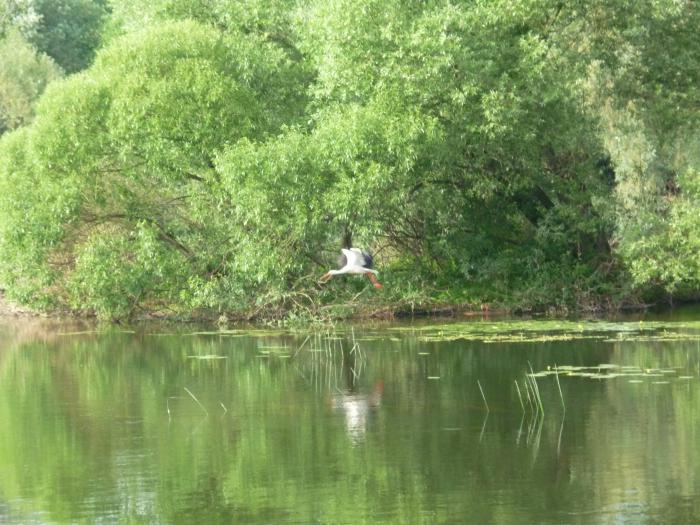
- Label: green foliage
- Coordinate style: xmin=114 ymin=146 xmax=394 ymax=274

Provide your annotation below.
xmin=0 ymin=0 xmax=42 ymax=40
xmin=573 ymin=0 xmax=700 ymax=300
xmin=68 ymin=222 xmax=189 ymax=319
xmin=0 ymin=0 xmax=109 ymax=73
xmin=296 ymin=0 xmax=613 ymax=295
xmin=0 ymin=18 xmax=309 ymax=318
xmin=0 ymin=29 xmax=62 ymax=133
xmin=1 ymin=0 xmax=700 ymax=318
xmin=0 ymin=126 xmax=82 ymax=308
xmin=620 ymin=168 xmax=700 ymax=296
xmin=31 ymin=0 xmax=109 ymax=72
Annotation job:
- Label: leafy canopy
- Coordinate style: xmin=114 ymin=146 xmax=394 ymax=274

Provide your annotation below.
xmin=1 ymin=0 xmax=700 ymax=318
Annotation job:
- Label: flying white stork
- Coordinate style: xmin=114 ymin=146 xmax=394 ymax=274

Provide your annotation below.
xmin=320 ymin=248 xmax=382 ymax=289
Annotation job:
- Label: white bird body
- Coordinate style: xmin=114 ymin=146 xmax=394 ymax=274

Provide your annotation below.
xmin=330 ymin=248 xmax=378 ymax=275
xmin=321 ymin=248 xmax=382 ymax=288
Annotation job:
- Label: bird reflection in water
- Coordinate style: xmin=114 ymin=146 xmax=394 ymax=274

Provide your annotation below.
xmin=331 ymin=346 xmax=384 ymax=443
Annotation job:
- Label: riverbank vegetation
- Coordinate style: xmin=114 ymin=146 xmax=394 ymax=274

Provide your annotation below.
xmin=1 ymin=0 xmax=699 ymax=321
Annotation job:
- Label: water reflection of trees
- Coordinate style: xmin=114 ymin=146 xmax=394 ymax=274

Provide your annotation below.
xmin=1 ymin=327 xmax=700 ymax=522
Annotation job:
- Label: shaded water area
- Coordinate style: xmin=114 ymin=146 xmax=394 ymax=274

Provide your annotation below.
xmin=2 ymin=312 xmax=700 ymax=524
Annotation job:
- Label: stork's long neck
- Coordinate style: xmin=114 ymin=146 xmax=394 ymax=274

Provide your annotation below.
xmin=329 ymin=268 xmax=348 ymax=275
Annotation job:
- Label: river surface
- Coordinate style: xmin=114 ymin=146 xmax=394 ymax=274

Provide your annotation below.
xmin=1 ymin=311 xmax=700 ymax=524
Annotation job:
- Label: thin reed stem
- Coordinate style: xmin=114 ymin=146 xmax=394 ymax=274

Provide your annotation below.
xmin=523 ymin=377 xmax=534 ymax=412
xmin=554 ymin=363 xmax=565 ymax=414
xmin=184 ymin=387 xmax=209 ymax=416
xmin=527 ymin=362 xmax=544 ymax=415
xmin=514 ymin=379 xmax=525 ymax=412
xmin=477 ymin=379 xmax=489 ymax=412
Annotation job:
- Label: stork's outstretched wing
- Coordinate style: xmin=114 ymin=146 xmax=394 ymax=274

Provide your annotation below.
xmin=360 ymin=250 xmax=373 ymax=269
xmin=338 ymin=247 xmax=374 ymax=269
xmin=341 ymin=248 xmax=361 ymax=268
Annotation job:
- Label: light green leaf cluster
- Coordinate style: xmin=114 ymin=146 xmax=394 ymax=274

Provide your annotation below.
xmin=68 ymin=222 xmax=189 ymax=318
xmin=621 ymin=168 xmax=700 ymax=293
xmin=0 ymin=29 xmax=62 ymax=133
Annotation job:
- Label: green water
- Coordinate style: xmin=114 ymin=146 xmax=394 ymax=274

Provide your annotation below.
xmin=2 ymin=316 xmax=700 ymax=524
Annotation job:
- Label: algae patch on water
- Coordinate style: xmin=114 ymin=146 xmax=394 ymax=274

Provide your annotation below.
xmin=528 ymin=363 xmax=696 ymax=384
xmin=390 ymin=319 xmax=700 ymax=344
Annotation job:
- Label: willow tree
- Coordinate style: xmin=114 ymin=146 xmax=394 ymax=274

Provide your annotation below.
xmin=287 ymin=0 xmax=611 ymax=305
xmin=0 ymin=19 xmax=308 ymax=318
xmin=572 ymin=0 xmax=700 ymax=300
xmin=286 ymin=0 xmax=700 ymax=306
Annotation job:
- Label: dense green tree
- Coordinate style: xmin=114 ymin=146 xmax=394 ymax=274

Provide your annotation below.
xmin=571 ymin=0 xmax=700 ymax=299
xmin=0 ymin=29 xmax=62 ymax=133
xmin=286 ymin=0 xmax=614 ymax=303
xmin=0 ymin=18 xmax=309 ymax=316
xmin=32 ymin=0 xmax=109 ymax=72
xmin=0 ymin=0 xmax=42 ymax=39
xmin=1 ymin=0 xmax=109 ymax=73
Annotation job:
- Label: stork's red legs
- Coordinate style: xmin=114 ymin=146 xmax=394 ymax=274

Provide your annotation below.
xmin=367 ymin=273 xmax=383 ymax=289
